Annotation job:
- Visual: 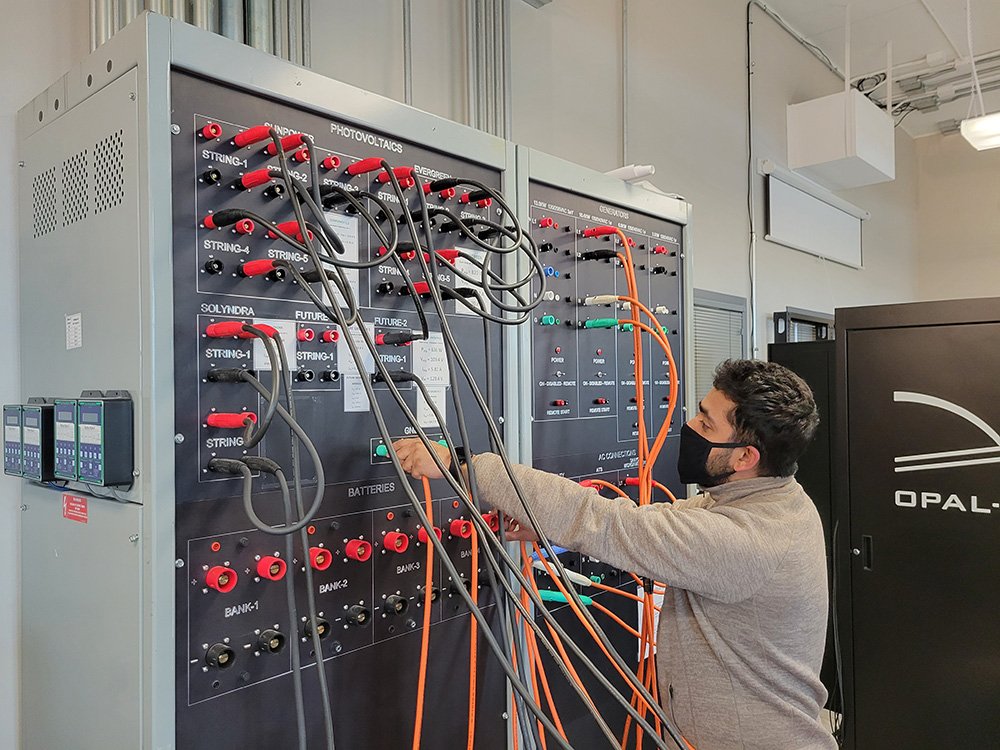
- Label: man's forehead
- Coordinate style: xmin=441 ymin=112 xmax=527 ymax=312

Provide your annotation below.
xmin=703 ymin=388 xmax=736 ymax=418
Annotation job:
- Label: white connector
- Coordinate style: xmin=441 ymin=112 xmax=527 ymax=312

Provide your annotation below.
xmin=654 ymin=305 xmax=670 ymax=315
xmin=583 ymin=294 xmax=619 ymax=306
xmin=532 ymin=560 xmax=593 ymax=587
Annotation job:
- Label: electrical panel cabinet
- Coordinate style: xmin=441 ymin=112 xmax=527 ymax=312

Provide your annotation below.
xmin=835 ymin=298 xmax=1000 ymax=749
xmin=14 ymin=14 xmax=692 ymax=750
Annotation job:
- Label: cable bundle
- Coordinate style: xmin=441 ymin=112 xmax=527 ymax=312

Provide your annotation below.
xmin=209 ymin=126 xmax=692 ymax=750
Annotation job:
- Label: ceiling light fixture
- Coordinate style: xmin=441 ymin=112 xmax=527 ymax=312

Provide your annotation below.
xmin=961 ymin=111 xmax=1000 ymax=150
xmin=960 ymin=0 xmax=1000 ymax=149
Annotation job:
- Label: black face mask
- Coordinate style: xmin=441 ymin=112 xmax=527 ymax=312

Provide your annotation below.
xmin=677 ymin=423 xmax=750 ymax=487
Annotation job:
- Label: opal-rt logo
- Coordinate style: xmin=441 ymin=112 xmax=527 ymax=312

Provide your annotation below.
xmin=892 ymin=391 xmax=1000 ymax=473
xmin=892 ymin=392 xmax=999 ymax=515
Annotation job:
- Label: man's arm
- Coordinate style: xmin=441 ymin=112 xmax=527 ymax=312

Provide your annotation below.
xmin=472 ymin=453 xmax=788 ymax=604
xmin=390 ymin=438 xmax=790 ymax=603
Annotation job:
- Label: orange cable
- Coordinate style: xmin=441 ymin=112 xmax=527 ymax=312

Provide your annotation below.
xmin=412 ymin=478 xmax=436 ymax=750
xmin=468 ymin=520 xmax=479 ymax=750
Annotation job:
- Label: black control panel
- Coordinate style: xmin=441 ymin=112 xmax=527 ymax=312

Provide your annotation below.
xmin=170 ymin=71 xmax=505 ymax=750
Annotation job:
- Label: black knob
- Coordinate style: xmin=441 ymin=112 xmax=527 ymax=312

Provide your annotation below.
xmin=376 ymin=282 xmax=395 ymax=295
xmin=539 ymin=242 xmax=553 ymax=253
xmin=263 ymin=183 xmax=286 ymax=200
xmin=205 ymin=643 xmax=235 ymax=669
xmin=384 ymin=595 xmax=409 ymax=616
xmin=321 ymin=370 xmax=340 ymax=382
xmin=258 ymin=629 xmax=286 ymax=654
xmin=296 ymin=369 xmax=315 ymax=382
xmin=201 ymin=168 xmax=222 ymax=185
xmin=346 ymin=605 xmax=370 ymax=627
xmin=305 ymin=618 xmax=331 ymax=640
xmin=204 ymin=259 xmax=224 ymax=275
xmin=266 ymin=268 xmax=286 ymax=282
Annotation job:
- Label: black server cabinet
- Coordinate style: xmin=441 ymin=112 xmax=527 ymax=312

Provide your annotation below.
xmin=835 ymin=298 xmax=1000 ymax=749
xmin=768 ymin=340 xmax=839 ymax=709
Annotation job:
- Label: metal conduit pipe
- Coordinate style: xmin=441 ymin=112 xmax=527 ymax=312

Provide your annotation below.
xmin=273 ymin=0 xmax=289 ymax=61
xmin=403 ymin=0 xmax=413 ymax=105
xmin=191 ymin=0 xmax=220 ymax=34
xmin=288 ymin=0 xmax=303 ymax=66
xmin=247 ymin=0 xmax=274 ymax=54
xmin=219 ymin=0 xmax=244 ymax=42
xmin=121 ymin=0 xmax=141 ymax=28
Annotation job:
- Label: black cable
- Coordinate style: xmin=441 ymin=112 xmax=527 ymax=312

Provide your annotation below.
xmin=239 ymin=325 xmax=282 ymax=449
xmin=288 ymin=153 xmax=680 ymax=748
xmin=391 ymin=166 xmax=679 ymax=748
xmin=406 ymin=168 xmax=681 ymax=745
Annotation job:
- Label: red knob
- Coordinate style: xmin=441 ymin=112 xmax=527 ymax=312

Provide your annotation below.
xmin=482 ymin=513 xmax=500 ymax=533
xmin=200 ymin=122 xmax=223 ymax=139
xmin=376 ymin=166 xmax=414 ymax=184
xmin=257 ymin=556 xmax=287 ymax=581
xmin=476 ymin=197 xmax=492 ymax=208
xmin=594 ymin=398 xmax=608 ymax=405
xmin=551 ymin=399 xmax=568 ymax=407
xmin=206 ymin=565 xmax=238 ymax=593
xmin=297 ymin=328 xmax=315 ymax=342
xmin=239 ymin=259 xmax=280 ymax=278
xmin=450 ymin=519 xmax=473 ymax=539
xmin=264 ymin=133 xmax=307 ymax=155
xmin=205 ymin=321 xmax=277 ymax=339
xmin=417 ymin=526 xmax=442 ymax=544
xmin=267 ymin=220 xmax=313 ymax=241
xmin=652 ymin=245 xmax=668 ymax=255
xmin=309 ymin=547 xmax=333 ymax=571
xmin=624 ymin=477 xmax=642 ymax=487
xmin=203 ymin=213 xmax=220 ymax=229
xmin=206 ymin=412 xmax=257 ymax=429
xmin=345 ymin=539 xmax=372 ymax=562
xmin=578 ymin=479 xmax=596 ymax=488
xmin=291 ymin=148 xmax=310 ymax=163
xmin=582 ymin=225 xmax=616 ymax=238
xmin=233 ymin=125 xmax=272 ymax=147
xmin=346 ymin=157 xmax=384 ymax=176
xmin=539 ymin=217 xmax=557 ymax=229
xmin=435 ymin=249 xmax=460 ymax=263
xmin=321 ymin=155 xmax=341 ymax=170
xmin=411 ymin=281 xmax=431 ymax=296
xmin=440 ymin=187 xmax=456 ymax=199
xmin=234 ymin=218 xmax=255 ymax=235
xmin=384 ymin=531 xmax=409 ymax=554
xmin=320 ymin=330 xmax=339 ymax=343
xmin=238 ymin=168 xmax=273 ymax=190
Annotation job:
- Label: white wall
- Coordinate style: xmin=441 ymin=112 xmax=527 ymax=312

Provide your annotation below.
xmin=915 ymin=132 xmax=1000 ymax=300
xmin=0 ymin=1 xmax=958 ymax=748
xmin=0 ymin=3 xmax=90 ymax=747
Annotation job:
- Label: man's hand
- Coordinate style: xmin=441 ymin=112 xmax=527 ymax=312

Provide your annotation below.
xmin=502 ymin=514 xmax=541 ymax=543
xmin=391 ymin=438 xmax=453 ymax=480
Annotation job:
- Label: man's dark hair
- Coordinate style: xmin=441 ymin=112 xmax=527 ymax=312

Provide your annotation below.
xmin=712 ymin=359 xmax=819 ymax=477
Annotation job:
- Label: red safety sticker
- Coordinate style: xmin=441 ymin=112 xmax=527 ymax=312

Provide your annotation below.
xmin=63 ymin=493 xmax=88 ymax=524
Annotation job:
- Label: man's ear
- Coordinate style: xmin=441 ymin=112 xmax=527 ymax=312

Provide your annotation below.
xmin=733 ymin=445 xmax=761 ymax=473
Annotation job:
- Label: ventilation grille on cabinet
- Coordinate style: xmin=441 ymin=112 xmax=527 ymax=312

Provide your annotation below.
xmin=30 ymin=129 xmax=127 ymax=237
xmin=31 ymin=167 xmax=57 ymax=238
xmin=61 ymin=149 xmax=90 ymax=227
xmin=93 ymin=130 xmax=124 ymax=214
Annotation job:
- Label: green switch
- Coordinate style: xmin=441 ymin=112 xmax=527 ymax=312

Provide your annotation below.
xmin=540 ymin=315 xmax=558 ymax=326
xmin=583 ymin=318 xmax=618 ymax=329
xmin=374 ymin=444 xmax=389 ymax=458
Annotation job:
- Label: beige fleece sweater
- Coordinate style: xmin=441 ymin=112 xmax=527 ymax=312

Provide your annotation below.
xmin=472 ymin=453 xmax=836 ymax=750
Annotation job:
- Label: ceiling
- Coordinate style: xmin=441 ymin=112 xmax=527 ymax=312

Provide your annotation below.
xmin=762 ymin=0 xmax=1000 ymax=137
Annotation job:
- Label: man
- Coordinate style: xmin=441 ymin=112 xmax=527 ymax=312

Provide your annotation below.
xmin=393 ymin=359 xmax=836 ymax=750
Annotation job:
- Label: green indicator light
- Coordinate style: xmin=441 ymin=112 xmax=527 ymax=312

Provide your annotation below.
xmin=437 ymin=440 xmax=449 ymax=447
xmin=584 ymin=318 xmax=618 ymax=329
xmin=540 ymin=315 xmax=557 ymax=326
xmin=538 ymin=590 xmax=594 ymax=606
xmin=619 ymin=323 xmax=634 ymax=332
xmin=374 ymin=444 xmax=389 ymax=458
